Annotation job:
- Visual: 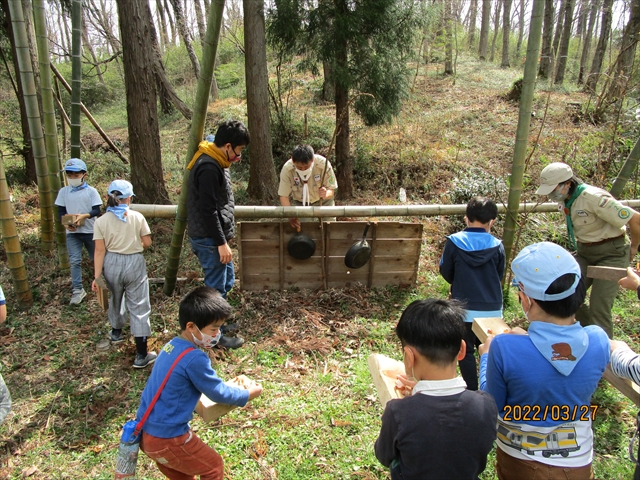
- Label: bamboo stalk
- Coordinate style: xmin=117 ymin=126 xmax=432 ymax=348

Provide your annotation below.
xmin=70 ymin=0 xmax=82 ymax=159
xmin=0 ymin=157 xmax=33 ymax=308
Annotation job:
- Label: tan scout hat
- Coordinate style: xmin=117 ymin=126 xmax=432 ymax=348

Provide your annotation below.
xmin=536 ymin=162 xmax=573 ymax=195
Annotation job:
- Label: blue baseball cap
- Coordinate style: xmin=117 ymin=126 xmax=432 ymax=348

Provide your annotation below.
xmin=108 ymin=179 xmax=135 ymax=199
xmin=64 ymin=158 xmax=87 ymax=172
xmin=511 ymin=242 xmax=581 ymax=301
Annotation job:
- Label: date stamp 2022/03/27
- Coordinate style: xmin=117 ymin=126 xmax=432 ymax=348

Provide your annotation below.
xmin=502 ymin=404 xmax=599 ymax=422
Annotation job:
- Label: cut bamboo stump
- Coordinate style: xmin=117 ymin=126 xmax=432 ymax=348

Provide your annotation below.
xmin=367 ymin=354 xmax=406 ymax=408
xmin=195 ymin=375 xmax=256 ymax=422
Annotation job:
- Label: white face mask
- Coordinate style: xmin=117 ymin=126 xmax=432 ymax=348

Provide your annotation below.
xmin=68 ymin=177 xmax=84 ymax=187
xmin=295 ymin=162 xmax=314 ymax=182
xmin=521 ymin=294 xmax=532 ymax=321
xmin=191 ymin=326 xmax=221 ymax=349
xmin=548 ymin=184 xmax=568 ymax=202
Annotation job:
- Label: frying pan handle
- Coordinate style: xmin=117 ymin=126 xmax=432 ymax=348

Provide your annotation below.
xmin=361 ymin=223 xmax=370 ymax=241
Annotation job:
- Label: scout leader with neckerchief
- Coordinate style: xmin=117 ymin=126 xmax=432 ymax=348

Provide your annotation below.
xmin=278 ymin=145 xmax=338 ymax=230
xmin=535 ymin=162 xmax=640 ymax=338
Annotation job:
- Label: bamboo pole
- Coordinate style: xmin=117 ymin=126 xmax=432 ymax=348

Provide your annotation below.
xmin=163 ymin=0 xmax=225 ymax=296
xmin=50 ymin=64 xmax=128 ymax=164
xmin=70 ymin=0 xmax=82 ymax=159
xmin=0 ymin=157 xmax=33 ymax=308
xmin=33 ymin=0 xmax=69 ymax=271
xmin=8 ymin=0 xmax=55 ymax=255
xmin=132 ymin=200 xmax=640 ymax=219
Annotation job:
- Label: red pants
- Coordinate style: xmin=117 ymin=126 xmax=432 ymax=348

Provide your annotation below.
xmin=496 ymin=448 xmax=593 ymax=480
xmin=141 ymin=431 xmax=224 ymax=480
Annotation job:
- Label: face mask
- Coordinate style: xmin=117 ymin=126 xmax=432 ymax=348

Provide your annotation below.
xmin=521 ymin=294 xmax=531 ymax=321
xmin=68 ymin=177 xmax=84 ymax=187
xmin=295 ymin=162 xmax=314 ymax=182
xmin=548 ymin=184 xmax=567 ymax=202
xmin=191 ymin=326 xmax=221 ymax=349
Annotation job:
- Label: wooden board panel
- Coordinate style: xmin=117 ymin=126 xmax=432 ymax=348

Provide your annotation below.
xmin=370 ymin=271 xmax=415 ymax=288
xmin=241 ymin=238 xmax=281 ymax=252
xmin=94 ymin=277 xmax=109 ymax=311
xmin=243 ymin=274 xmax=323 ymax=291
xmin=239 ymin=222 xmax=280 ymax=240
xmin=326 ymin=238 xmax=422 ymax=257
xmin=368 ymin=354 xmax=406 ymax=408
xmin=472 ymin=317 xmax=510 ymax=343
xmin=241 ymin=256 xmax=280 ymax=274
xmin=325 ymin=255 xmax=417 ymax=273
xmin=195 ymin=375 xmax=256 ymax=422
xmin=325 ymin=222 xmax=376 ymax=241
xmin=603 ymin=366 xmax=640 ymax=407
xmin=375 ymin=222 xmax=422 ymax=239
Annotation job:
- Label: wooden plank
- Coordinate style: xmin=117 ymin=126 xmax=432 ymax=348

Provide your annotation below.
xmin=326 ymin=222 xmax=377 ymax=241
xmin=586 ymin=266 xmax=628 ymax=281
xmin=367 ymin=223 xmax=377 ymax=288
xmin=238 ymin=222 xmax=280 ymax=240
xmin=326 ymin=255 xmax=417 ymax=273
xmin=241 ymin=256 xmax=280 ymax=274
xmin=238 ymin=222 xmax=244 ymax=289
xmin=375 ymin=222 xmax=422 ymax=239
xmin=241 ymin=238 xmax=280 ymax=252
xmin=195 ymin=375 xmax=257 ymax=422
xmin=472 ymin=317 xmax=510 ymax=343
xmin=283 ymin=256 xmax=323 ymax=275
xmin=368 ymin=353 xmax=406 ymax=408
xmin=603 ymin=366 xmax=640 ymax=408
xmin=94 ymin=277 xmax=109 ymax=311
xmin=327 ymin=238 xmax=421 ymax=257
xmin=279 ymin=222 xmax=284 ymax=290
xmin=243 ymin=274 xmax=323 ymax=291
xmin=61 ymin=213 xmax=85 ymax=226
xmin=327 ymin=271 xmax=369 ymax=286
xmin=325 ymin=222 xmax=332 ymax=284
xmin=410 ymin=225 xmax=423 ymax=284
xmin=370 ymin=271 xmax=415 ymax=288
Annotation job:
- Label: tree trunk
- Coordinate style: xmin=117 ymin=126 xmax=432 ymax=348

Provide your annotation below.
xmin=0 ymin=0 xmax=36 ymax=184
xmin=115 ymin=0 xmax=169 ymax=204
xmin=170 ymin=0 xmax=200 ymax=78
xmin=164 ymin=0 xmax=226 ymax=296
xmin=33 ymin=0 xmax=70 ymax=270
xmin=322 ymin=60 xmax=335 ymax=102
xmin=478 ymin=0 xmax=491 ymax=59
xmin=335 ymin=0 xmax=351 ymax=201
xmin=490 ymin=0 xmax=503 ymax=62
xmin=81 ymin=9 xmax=105 ymax=85
xmin=503 ymin=0 xmax=545 ymax=267
xmin=70 ymin=0 xmax=82 ymax=159
xmin=194 ymin=0 xmax=206 ymax=47
xmin=55 ymin=1 xmax=69 ymax=55
xmin=0 ymin=158 xmax=33 ymax=308
xmin=575 ymin=0 xmax=587 ymax=38
xmin=538 ymin=0 xmax=554 ymax=77
xmin=516 ymin=0 xmax=525 ymax=58
xmin=164 ymin=0 xmax=176 ymax=44
xmin=606 ymin=0 xmax=640 ymax=100
xmin=156 ymin=0 xmax=169 ymax=48
xmin=444 ymin=0 xmax=454 ymax=74
xmin=554 ymin=0 xmax=575 ymax=84
xmin=552 ymin=0 xmax=566 ymax=56
xmin=501 ymin=0 xmax=513 ymax=67
xmin=610 ymin=139 xmax=640 ymax=199
xmin=8 ymin=0 xmax=55 ymax=254
xmin=243 ymin=0 xmax=278 ymax=204
xmin=585 ymin=0 xmax=613 ymax=92
xmin=468 ymin=0 xmax=478 ymax=46
xmin=577 ymin=0 xmax=599 ymax=85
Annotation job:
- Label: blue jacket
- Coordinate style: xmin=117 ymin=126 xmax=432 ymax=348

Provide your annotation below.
xmin=439 ymin=228 xmax=505 ymax=311
xmin=136 ymin=337 xmax=249 ymax=438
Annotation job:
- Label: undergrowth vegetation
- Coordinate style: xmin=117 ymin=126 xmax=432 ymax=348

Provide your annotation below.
xmin=0 ymin=48 xmax=639 ymax=479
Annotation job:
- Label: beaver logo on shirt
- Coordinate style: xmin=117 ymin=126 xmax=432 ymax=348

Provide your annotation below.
xmin=551 ymin=343 xmax=576 ymax=361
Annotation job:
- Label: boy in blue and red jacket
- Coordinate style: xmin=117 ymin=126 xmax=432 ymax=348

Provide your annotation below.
xmin=439 ymin=196 xmax=505 ymax=390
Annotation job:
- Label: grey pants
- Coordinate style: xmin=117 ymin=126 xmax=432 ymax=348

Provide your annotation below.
xmin=103 ymin=252 xmax=151 ymax=337
xmin=575 ymin=235 xmax=629 ymax=338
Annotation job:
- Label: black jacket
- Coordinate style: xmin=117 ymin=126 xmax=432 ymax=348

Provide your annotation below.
xmin=187 ymin=154 xmax=235 ymax=244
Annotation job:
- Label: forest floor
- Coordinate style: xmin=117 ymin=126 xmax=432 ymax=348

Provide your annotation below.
xmin=0 ymin=55 xmax=639 ymax=479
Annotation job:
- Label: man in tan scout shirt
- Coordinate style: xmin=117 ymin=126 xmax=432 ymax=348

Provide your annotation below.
xmin=536 ymin=162 xmax=640 ymax=338
xmin=279 ymin=145 xmax=338 ymax=229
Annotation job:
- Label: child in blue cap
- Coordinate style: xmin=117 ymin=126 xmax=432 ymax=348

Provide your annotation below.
xmin=479 ymin=241 xmax=609 ymax=479
xmin=54 ymin=158 xmax=102 ymax=305
xmin=92 ymin=180 xmax=155 ymax=368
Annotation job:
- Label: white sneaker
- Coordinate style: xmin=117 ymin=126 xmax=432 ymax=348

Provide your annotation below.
xmin=70 ymin=288 xmax=87 ymax=305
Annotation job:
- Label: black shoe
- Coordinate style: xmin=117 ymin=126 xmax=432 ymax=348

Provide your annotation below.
xmin=220 ymin=323 xmax=239 ymax=334
xmin=217 ymin=334 xmax=244 ymax=349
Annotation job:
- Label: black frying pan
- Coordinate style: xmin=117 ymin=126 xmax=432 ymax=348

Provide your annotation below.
xmin=288 ymin=226 xmax=316 ymax=260
xmin=345 ymin=223 xmax=371 ymax=269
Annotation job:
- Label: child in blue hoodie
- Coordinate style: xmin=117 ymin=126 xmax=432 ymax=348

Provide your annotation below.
xmin=137 ymin=286 xmax=263 ymax=480
xmin=439 ymin=196 xmax=505 ymax=390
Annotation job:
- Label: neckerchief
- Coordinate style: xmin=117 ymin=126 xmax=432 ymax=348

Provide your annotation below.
xmin=71 ymin=182 xmax=89 ymax=193
xmin=295 ymin=164 xmax=314 ymax=207
xmin=413 ymin=376 xmax=467 ymax=396
xmin=107 ymin=204 xmax=129 ymax=222
xmin=187 ymin=141 xmax=230 ymax=170
xmin=528 ymin=321 xmax=588 ymax=376
xmin=563 ymin=184 xmax=587 ymax=250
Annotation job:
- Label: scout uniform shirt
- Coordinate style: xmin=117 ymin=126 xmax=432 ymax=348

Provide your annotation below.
xmin=562 ymin=185 xmax=633 ymax=244
xmin=278 ymin=154 xmax=338 ymax=204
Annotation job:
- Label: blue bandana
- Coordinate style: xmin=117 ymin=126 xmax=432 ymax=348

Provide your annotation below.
xmin=71 ymin=183 xmax=89 ymax=193
xmin=107 ymin=205 xmax=129 ymax=222
xmin=528 ymin=322 xmax=589 ymax=376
